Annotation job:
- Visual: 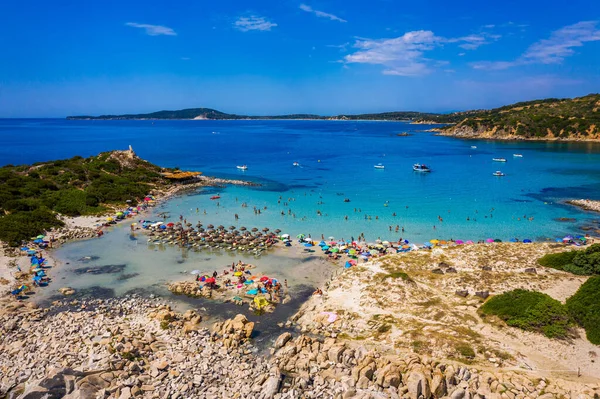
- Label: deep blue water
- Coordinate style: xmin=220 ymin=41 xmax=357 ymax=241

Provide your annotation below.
xmin=2 ymin=118 xmax=600 ymax=242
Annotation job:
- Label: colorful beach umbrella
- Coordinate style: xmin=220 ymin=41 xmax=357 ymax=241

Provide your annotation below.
xmin=455 ymin=240 xmax=464 ymax=245
xmin=486 ymin=239 xmax=494 ymax=243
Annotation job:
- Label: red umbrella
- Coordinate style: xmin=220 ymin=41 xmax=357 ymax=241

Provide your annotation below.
xmin=167 ymin=222 xmax=175 ymax=227
xmin=205 ymin=277 xmax=216 ymax=284
xmin=259 ymin=276 xmax=269 ymax=282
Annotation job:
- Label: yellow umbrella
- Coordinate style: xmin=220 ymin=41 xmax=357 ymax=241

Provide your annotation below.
xmin=234 ymin=271 xmax=242 ymax=277
xmin=430 ymin=239 xmax=439 ymax=244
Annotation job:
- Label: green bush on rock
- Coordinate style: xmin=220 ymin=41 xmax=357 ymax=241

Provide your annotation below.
xmin=566 ymin=276 xmax=600 ymax=345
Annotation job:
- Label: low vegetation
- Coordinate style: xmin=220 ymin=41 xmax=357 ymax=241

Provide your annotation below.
xmin=566 ymin=276 xmax=600 ymax=345
xmin=479 ymin=289 xmax=573 ymax=339
xmin=0 ymin=151 xmax=170 ymax=245
xmin=538 ymin=244 xmax=600 ymax=275
xmin=437 ymin=94 xmax=600 ymax=139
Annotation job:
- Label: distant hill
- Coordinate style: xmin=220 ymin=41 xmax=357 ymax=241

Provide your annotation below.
xmin=433 ymin=94 xmax=600 ymax=140
xmin=67 ymin=108 xmax=439 ymax=121
xmin=67 ymin=94 xmax=600 ymax=140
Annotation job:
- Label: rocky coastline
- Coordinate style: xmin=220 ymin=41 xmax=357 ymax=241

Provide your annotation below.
xmin=435 ymin=126 xmax=600 ymax=142
xmin=1 ymin=292 xmax=598 ymax=399
xmin=566 ymin=199 xmax=600 ymax=213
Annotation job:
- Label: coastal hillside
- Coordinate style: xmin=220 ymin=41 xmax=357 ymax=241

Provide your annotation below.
xmin=435 ymin=94 xmax=600 ymax=140
xmin=0 ymin=148 xmax=172 ymax=245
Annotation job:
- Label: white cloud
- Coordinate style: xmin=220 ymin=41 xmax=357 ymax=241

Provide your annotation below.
xmin=125 ymin=22 xmax=176 ymax=36
xmin=299 ymin=4 xmax=347 ymax=23
xmin=343 ymin=30 xmax=498 ymax=76
xmin=472 ymin=20 xmax=600 ymax=70
xmin=234 ymin=15 xmax=277 ymax=32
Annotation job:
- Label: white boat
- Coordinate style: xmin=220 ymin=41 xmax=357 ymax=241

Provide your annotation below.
xmin=513 ymin=154 xmax=523 ymax=157
xmin=471 ymin=146 xmax=477 ymax=149
xmin=236 ymin=165 xmax=248 ymax=170
xmin=493 ymin=171 xmax=505 ymax=176
xmin=413 ymin=163 xmax=431 ymax=172
xmin=492 ymin=158 xmax=507 ymax=162
xmin=374 ymin=163 xmax=385 ymax=169
xmin=293 ymin=162 xmax=300 ymax=166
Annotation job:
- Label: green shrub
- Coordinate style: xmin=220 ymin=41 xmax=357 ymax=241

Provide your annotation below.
xmin=538 ymin=251 xmax=577 ymax=270
xmin=538 ymin=245 xmax=600 ymax=275
xmin=566 ymin=276 xmax=600 ymax=345
xmin=480 ymin=289 xmax=573 ymax=339
xmin=0 ymin=208 xmax=64 ymax=246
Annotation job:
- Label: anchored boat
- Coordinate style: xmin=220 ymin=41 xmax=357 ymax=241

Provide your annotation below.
xmin=374 ymin=163 xmax=385 ymax=169
xmin=413 ymin=163 xmax=431 ymax=172
xmin=513 ymin=154 xmax=523 ymax=157
xmin=492 ymin=158 xmax=507 ymax=162
xmin=236 ymin=165 xmax=248 ymax=170
xmin=493 ymin=171 xmax=505 ymax=176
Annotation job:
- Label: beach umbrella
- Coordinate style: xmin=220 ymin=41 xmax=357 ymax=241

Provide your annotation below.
xmin=239 ymin=226 xmax=247 ymax=231
xmin=296 ymin=233 xmax=305 ymax=238
xmin=262 ymin=227 xmax=270 ymax=232
xmin=167 ymin=222 xmax=175 ymax=227
xmin=509 ymin=238 xmax=518 ymax=243
xmin=369 ymin=249 xmax=378 ymax=255
xmin=382 ymin=241 xmax=390 ymax=246
xmin=348 ymin=249 xmax=356 ymax=255
xmin=322 ymin=246 xmax=330 ymax=250
xmin=328 ymin=236 xmax=335 ymax=240
xmin=466 ymin=240 xmax=474 ymax=244
xmin=430 ymin=239 xmax=439 ymax=245
xmin=304 ymin=243 xmax=313 ymax=247
xmin=455 ymin=240 xmax=464 ymax=245
xmin=494 ymin=239 xmax=502 ymax=243
xmin=486 ymin=238 xmax=494 ymax=243
xmin=205 ymin=277 xmax=216 ymax=284
xmin=423 ymin=242 xmax=433 ymax=247
xmin=274 ymin=229 xmax=281 ymax=234
xmin=217 ymin=225 xmax=225 ymax=230
xmin=523 ymin=239 xmax=532 ymax=243
xmin=229 ymin=226 xmax=236 ymax=230
xmin=33 ymin=239 xmax=43 ymax=244
xmin=36 ymin=235 xmax=45 ymax=239
xmin=331 ymin=247 xmax=340 ymax=253
xmin=375 ymin=239 xmax=382 ymax=244
xmin=281 ymin=234 xmax=290 ymax=238
xmin=252 ymin=228 xmax=259 ymax=232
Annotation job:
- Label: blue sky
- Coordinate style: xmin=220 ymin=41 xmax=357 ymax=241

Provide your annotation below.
xmin=0 ymin=0 xmax=599 ymax=117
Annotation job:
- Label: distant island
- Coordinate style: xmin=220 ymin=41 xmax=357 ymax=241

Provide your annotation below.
xmin=67 ymin=108 xmax=438 ymax=122
xmin=67 ymin=93 xmax=600 ymax=140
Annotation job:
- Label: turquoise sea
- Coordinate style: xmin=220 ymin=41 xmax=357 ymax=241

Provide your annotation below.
xmin=2 ymin=119 xmax=600 ymax=331
xmin=2 ymin=119 xmax=600 ymax=242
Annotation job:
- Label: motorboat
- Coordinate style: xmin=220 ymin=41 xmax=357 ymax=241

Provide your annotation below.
xmin=413 ymin=163 xmax=431 ymax=172
xmin=492 ymin=158 xmax=507 ymax=162
xmin=374 ymin=163 xmax=385 ymax=169
xmin=293 ymin=162 xmax=300 ymax=166
xmin=210 ymin=195 xmax=221 ymax=200
xmin=513 ymin=154 xmax=523 ymax=157
xmin=236 ymin=165 xmax=248 ymax=170
xmin=471 ymin=146 xmax=477 ymax=149
xmin=492 ymin=171 xmax=505 ymax=176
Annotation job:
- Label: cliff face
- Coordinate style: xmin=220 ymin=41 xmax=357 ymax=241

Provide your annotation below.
xmin=439 ymin=123 xmax=600 ymax=141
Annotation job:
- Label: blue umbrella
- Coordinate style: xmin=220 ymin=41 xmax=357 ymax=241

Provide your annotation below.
xmin=423 ymin=242 xmax=433 ymax=247
xmin=509 ymin=238 xmax=518 ymax=243
xmin=523 ymin=239 xmax=532 ymax=243
xmin=304 ymin=243 xmax=313 ymax=247
xmin=322 ymin=246 xmax=330 ymax=250
xmin=318 ymin=241 xmax=326 ymax=246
